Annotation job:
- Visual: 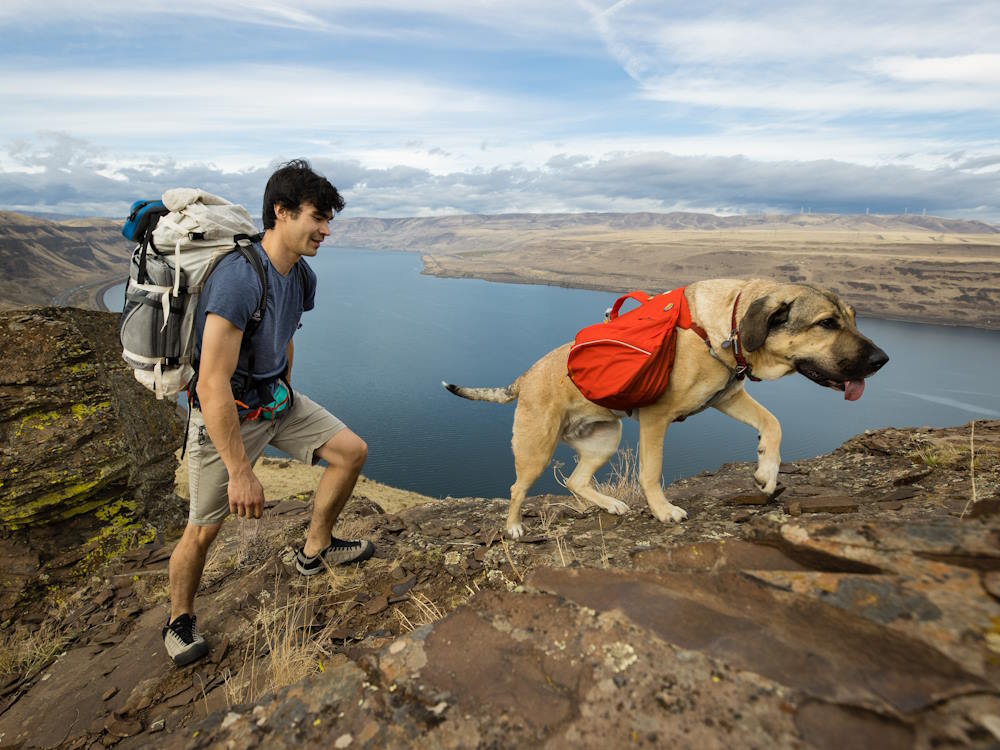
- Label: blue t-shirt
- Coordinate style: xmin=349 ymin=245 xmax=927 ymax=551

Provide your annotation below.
xmin=194 ymin=243 xmax=316 ymax=409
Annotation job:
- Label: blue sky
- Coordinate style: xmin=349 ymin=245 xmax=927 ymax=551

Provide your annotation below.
xmin=1 ymin=1 xmax=998 ymax=220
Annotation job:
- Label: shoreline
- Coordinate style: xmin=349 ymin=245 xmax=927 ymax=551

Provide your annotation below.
xmin=416 ymin=263 xmax=1000 ymax=333
xmin=66 ymin=264 xmax=1000 ymax=332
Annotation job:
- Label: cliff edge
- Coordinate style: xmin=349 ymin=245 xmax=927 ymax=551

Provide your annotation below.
xmin=0 ymin=310 xmax=998 ymax=749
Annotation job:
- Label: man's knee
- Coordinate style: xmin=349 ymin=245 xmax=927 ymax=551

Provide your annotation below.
xmin=317 ymin=430 xmax=367 ymax=473
xmin=179 ymin=522 xmax=222 ymax=554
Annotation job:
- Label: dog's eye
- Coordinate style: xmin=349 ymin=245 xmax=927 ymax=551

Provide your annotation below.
xmin=817 ymin=318 xmax=839 ymax=330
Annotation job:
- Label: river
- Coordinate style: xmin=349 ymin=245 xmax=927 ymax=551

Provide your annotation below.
xmin=106 ymin=248 xmax=1000 ymax=499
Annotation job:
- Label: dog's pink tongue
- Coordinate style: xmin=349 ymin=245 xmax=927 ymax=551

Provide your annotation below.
xmin=844 ymin=379 xmax=865 ymax=401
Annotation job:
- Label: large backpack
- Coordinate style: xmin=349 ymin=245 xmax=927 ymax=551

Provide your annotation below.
xmin=566 ymin=287 xmax=706 ymax=411
xmin=119 ymin=189 xmax=267 ymax=399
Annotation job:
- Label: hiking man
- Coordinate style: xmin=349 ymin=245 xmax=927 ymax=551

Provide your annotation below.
xmin=163 ymin=160 xmax=374 ymax=667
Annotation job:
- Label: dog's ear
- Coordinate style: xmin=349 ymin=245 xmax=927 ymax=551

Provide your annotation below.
xmin=740 ymin=296 xmax=791 ymax=352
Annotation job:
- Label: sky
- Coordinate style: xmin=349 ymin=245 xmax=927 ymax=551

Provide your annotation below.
xmin=0 ymin=1 xmax=998 ymax=220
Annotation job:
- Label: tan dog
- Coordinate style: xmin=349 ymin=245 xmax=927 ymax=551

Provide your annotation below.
xmin=444 ymin=279 xmax=888 ymax=538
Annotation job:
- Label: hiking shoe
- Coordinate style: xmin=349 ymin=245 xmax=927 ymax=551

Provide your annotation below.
xmin=162 ymin=613 xmax=209 ymax=667
xmin=296 ymin=536 xmax=375 ymax=575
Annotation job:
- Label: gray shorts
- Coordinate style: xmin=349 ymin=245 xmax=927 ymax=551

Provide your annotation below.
xmin=186 ymin=391 xmax=346 ymax=526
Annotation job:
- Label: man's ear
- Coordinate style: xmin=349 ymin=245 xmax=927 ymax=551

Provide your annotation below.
xmin=739 ymin=296 xmax=791 ymax=351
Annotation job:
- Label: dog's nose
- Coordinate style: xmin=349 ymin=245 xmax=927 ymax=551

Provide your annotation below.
xmin=867 ymin=346 xmax=889 ymax=372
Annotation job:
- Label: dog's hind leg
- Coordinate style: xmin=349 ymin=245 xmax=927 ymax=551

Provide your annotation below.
xmin=565 ymin=421 xmax=629 ymax=515
xmin=507 ymin=404 xmax=562 ymax=539
xmin=712 ymin=389 xmax=782 ymax=494
xmin=637 ymin=415 xmax=688 ymax=523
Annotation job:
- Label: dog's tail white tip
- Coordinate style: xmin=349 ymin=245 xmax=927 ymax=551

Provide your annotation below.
xmin=442 ymin=380 xmax=517 ymax=404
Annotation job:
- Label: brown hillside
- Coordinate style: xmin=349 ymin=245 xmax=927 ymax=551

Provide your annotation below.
xmin=0 ymin=212 xmax=126 ymax=309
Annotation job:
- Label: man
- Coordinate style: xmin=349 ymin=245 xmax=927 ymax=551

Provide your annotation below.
xmin=163 ymin=160 xmax=373 ymax=667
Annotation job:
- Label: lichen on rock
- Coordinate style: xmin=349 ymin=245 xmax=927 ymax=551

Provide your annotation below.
xmin=0 ymin=307 xmax=182 ymax=615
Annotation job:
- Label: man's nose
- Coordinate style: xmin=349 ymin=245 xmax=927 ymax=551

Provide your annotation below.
xmin=319 ymin=222 xmax=331 ymax=236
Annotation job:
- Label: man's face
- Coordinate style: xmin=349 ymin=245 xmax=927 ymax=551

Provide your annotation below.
xmin=278 ymin=201 xmax=333 ymax=257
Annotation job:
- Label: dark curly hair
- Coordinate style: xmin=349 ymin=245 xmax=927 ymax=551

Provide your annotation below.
xmin=262 ymin=159 xmax=345 ymax=229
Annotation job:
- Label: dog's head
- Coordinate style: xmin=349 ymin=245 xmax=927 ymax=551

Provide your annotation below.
xmin=738 ymin=283 xmax=888 ymax=400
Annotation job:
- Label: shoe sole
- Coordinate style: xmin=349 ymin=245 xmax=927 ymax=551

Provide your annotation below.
xmin=170 ymin=640 xmax=210 ymax=667
xmin=296 ymin=542 xmax=375 ymax=576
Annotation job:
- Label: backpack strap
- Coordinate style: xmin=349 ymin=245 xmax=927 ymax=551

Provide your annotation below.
xmin=231 ymin=236 xmax=270 ymax=405
xmin=233 ymin=234 xmax=268 ymax=334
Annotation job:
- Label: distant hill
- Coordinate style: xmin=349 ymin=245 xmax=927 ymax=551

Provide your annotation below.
xmin=328 ymin=211 xmax=1000 ymax=253
xmin=0 ymin=212 xmax=126 ymax=309
xmin=2 ymin=209 xmax=998 ymax=320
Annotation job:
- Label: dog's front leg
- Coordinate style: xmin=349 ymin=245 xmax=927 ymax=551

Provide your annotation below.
xmin=712 ymin=388 xmax=782 ymax=494
xmin=637 ymin=412 xmax=688 ymax=523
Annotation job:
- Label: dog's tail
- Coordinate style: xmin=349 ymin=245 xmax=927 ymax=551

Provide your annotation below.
xmin=441 ymin=378 xmax=519 ymax=404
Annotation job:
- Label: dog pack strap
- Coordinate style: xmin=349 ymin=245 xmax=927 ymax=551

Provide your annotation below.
xmin=671 ymin=288 xmax=709 ymax=343
xmin=608 ymin=291 xmax=653 ymax=321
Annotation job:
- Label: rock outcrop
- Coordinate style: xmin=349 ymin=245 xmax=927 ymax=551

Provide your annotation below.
xmin=0 ymin=419 xmax=997 ymax=748
xmin=0 ymin=307 xmax=182 ymax=617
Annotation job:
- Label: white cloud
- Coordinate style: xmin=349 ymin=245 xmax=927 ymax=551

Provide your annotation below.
xmin=871 ymin=54 xmax=1000 ymax=84
xmin=0 ymin=64 xmax=520 ymax=148
xmin=3 ymin=134 xmax=998 ymax=220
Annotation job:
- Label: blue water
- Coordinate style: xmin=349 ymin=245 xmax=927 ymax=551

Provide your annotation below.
xmin=106 ymin=248 xmax=1000 ymax=499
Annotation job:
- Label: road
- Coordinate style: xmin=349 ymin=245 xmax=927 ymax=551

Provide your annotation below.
xmin=50 ymin=275 xmax=121 ymax=312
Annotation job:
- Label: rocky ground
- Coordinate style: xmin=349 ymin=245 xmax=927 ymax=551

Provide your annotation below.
xmin=1 ymin=420 xmax=998 ymax=749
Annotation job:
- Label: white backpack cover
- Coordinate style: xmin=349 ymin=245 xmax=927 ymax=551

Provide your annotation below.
xmin=119 ymin=189 xmax=260 ymax=398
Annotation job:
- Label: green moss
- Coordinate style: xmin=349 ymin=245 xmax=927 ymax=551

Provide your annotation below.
xmin=77 ymin=499 xmax=155 ymax=574
xmin=12 ymin=400 xmax=111 ymax=438
xmin=14 ymin=410 xmax=62 ymax=437
xmin=1 ymin=458 xmax=130 ymax=529
xmin=71 ymin=401 xmax=111 ymax=420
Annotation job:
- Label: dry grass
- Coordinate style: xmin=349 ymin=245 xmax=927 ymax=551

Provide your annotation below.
xmin=594 ymin=444 xmax=644 ymax=507
xmin=961 ymin=421 xmax=979 ymax=519
xmin=131 ymin=573 xmax=169 ymax=608
xmin=223 ymin=577 xmax=327 ymax=706
xmin=394 ymin=593 xmax=446 ymax=633
xmin=0 ymin=621 xmax=67 ymax=678
xmin=910 ymin=436 xmax=965 ymax=468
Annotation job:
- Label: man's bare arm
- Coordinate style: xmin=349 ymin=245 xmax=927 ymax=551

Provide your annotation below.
xmin=196 ymin=313 xmax=264 ymax=519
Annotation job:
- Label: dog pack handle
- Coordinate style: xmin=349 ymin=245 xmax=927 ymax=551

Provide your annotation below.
xmin=608 ymin=291 xmax=653 ymax=321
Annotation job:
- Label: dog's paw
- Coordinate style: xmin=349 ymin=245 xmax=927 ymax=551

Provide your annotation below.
xmin=650 ymin=502 xmax=688 ymax=524
xmin=754 ymin=465 xmax=778 ymax=495
xmin=606 ymin=498 xmax=630 ymax=515
xmin=506 ymin=523 xmax=526 ymax=539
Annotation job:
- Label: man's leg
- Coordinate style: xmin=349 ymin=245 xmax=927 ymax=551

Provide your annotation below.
xmin=303 ymin=429 xmax=368 ymax=557
xmin=169 ymin=523 xmax=222 ymax=621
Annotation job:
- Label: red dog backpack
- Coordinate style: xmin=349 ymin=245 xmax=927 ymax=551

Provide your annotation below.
xmin=567 ymin=287 xmax=704 ymax=411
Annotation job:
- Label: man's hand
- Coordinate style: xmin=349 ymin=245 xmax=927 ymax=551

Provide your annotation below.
xmin=228 ymin=466 xmax=265 ymax=519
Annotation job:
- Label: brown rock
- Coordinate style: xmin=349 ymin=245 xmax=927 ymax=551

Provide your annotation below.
xmin=779 ymin=463 xmax=808 ymax=475
xmin=101 ymin=687 xmax=118 ymax=701
xmin=103 ymin=716 xmax=143 ymax=738
xmin=967 ymin=498 xmax=1000 ymax=519
xmin=0 ymin=308 xmax=182 ymax=615
xmin=365 ymin=595 xmax=389 ymax=616
xmin=892 ymin=466 xmax=933 ymax=486
xmin=984 ymin=572 xmax=1000 ymax=601
xmin=874 ymin=486 xmax=919 ymax=503
xmin=787 ymin=496 xmax=859 ymax=514
xmin=391 ymin=576 xmax=417 ymax=596
xmin=729 ymin=492 xmax=771 ymax=506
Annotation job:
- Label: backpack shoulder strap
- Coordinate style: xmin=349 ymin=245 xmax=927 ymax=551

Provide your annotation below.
xmin=233 ymin=235 xmax=268 ymax=335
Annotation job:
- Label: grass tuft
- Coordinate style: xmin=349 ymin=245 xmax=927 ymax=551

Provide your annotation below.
xmin=0 ymin=621 xmax=66 ymax=678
